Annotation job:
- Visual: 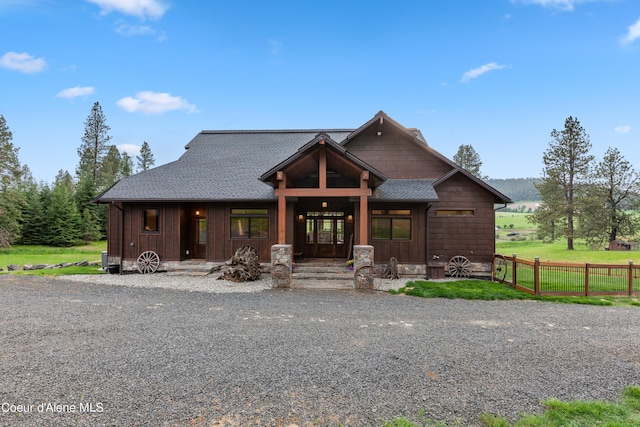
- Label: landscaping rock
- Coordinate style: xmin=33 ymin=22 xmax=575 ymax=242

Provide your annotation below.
xmin=7 ymin=264 xmax=21 ymax=271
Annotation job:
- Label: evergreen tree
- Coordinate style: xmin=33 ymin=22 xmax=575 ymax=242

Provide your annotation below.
xmin=79 ymin=207 xmax=102 ymax=244
xmin=580 ymin=147 xmax=640 ymax=246
xmin=77 ymin=101 xmax=111 ymax=188
xmin=136 ymin=141 xmax=155 ymax=172
xmin=453 ymin=144 xmax=487 ymax=179
xmin=0 ymin=114 xmax=25 ymax=247
xmin=528 ymin=116 xmax=593 ymax=250
xmin=18 ymin=182 xmax=48 ymax=245
xmin=46 ymin=170 xmax=81 ymax=247
xmin=100 ymin=145 xmax=123 ymax=187
xmin=120 ymin=151 xmax=134 ymax=178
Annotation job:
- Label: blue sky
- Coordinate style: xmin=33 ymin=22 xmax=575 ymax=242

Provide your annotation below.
xmin=1 ymin=0 xmax=639 ymax=183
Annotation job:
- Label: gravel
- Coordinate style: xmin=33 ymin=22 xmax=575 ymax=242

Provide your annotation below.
xmin=1 ymin=274 xmax=639 ymax=427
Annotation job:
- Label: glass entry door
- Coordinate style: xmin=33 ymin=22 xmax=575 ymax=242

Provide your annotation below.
xmin=305 ymin=212 xmax=345 ymax=258
xmin=193 ymin=218 xmax=207 ymax=258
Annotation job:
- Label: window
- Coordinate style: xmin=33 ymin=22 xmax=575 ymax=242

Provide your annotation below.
xmin=143 ymin=209 xmax=159 ymax=232
xmin=371 ymin=209 xmax=411 ymax=240
xmin=230 ymin=208 xmax=269 ymax=239
xmin=436 ymin=209 xmax=475 ymax=216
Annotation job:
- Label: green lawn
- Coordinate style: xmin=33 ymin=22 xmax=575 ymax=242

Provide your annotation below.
xmin=0 ymin=242 xmax=107 ymax=275
xmin=496 ymin=240 xmax=640 ymax=264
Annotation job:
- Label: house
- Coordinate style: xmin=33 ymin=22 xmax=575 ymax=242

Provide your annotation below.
xmin=96 ymin=111 xmax=511 ymax=278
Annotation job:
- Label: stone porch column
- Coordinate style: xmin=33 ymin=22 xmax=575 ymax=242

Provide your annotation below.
xmin=271 ymin=244 xmax=292 ymax=288
xmin=353 ymin=245 xmax=374 ymax=290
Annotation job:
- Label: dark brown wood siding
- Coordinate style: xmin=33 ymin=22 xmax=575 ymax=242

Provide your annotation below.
xmin=369 ymin=203 xmax=427 ymax=264
xmin=345 ymin=127 xmax=452 ymax=178
xmin=428 ymin=174 xmax=496 ymax=264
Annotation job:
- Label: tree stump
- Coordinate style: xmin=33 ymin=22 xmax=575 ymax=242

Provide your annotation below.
xmin=213 ymin=246 xmax=262 ymax=282
xmin=381 ymin=257 xmax=399 ymax=279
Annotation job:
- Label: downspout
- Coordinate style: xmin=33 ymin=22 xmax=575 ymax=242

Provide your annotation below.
xmin=111 ymin=201 xmax=125 ymax=275
xmin=425 ymin=203 xmax=432 ymax=280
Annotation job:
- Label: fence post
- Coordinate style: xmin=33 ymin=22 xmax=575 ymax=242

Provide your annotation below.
xmin=585 ymin=263 xmax=590 ymax=297
xmin=534 ymin=257 xmax=540 ymax=296
xmin=629 ymin=260 xmax=634 ymax=296
xmin=512 ymin=253 xmax=517 ymax=286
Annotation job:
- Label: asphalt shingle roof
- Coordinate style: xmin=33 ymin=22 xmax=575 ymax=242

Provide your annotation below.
xmin=97 ymin=130 xmax=354 ymax=202
xmin=371 ymin=179 xmax=439 ymax=202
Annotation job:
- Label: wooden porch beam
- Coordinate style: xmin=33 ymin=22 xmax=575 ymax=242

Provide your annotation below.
xmin=359 ymin=171 xmax=369 ymax=244
xmin=274 ymin=188 xmax=372 ymax=197
xmin=319 ymin=145 xmax=327 ymax=189
xmin=277 ymin=171 xmax=286 ymax=244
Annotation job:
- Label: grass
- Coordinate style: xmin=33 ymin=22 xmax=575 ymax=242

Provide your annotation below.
xmin=383 ymin=386 xmax=640 ymax=426
xmin=390 ymin=280 xmax=640 ymax=307
xmin=0 ymin=242 xmax=107 ymax=275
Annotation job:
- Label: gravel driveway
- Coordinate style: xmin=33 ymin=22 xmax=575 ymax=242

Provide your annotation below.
xmin=1 ymin=274 xmax=639 ymax=426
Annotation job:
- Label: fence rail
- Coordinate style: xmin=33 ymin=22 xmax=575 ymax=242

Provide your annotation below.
xmin=493 ymin=254 xmax=640 ymax=297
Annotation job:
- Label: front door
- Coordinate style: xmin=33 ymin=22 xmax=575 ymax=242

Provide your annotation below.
xmin=305 ymin=212 xmax=345 ymax=258
xmin=194 ymin=217 xmax=207 ymax=258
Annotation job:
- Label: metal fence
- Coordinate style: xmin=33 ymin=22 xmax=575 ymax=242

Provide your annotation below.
xmin=493 ymin=254 xmax=640 ymax=296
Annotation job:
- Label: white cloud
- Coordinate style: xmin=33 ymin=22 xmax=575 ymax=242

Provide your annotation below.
xmin=117 ymin=143 xmax=141 ymax=155
xmin=460 ymin=62 xmax=507 ymax=83
xmin=116 ymin=91 xmax=199 ymax=114
xmin=512 ymin=0 xmax=595 ymax=11
xmin=620 ymin=18 xmax=640 ymax=45
xmin=56 ymin=86 xmax=95 ymax=98
xmin=614 ymin=125 xmax=631 ymax=134
xmin=114 ymin=21 xmax=155 ymax=37
xmin=86 ymin=0 xmax=169 ymax=20
xmin=0 ymin=51 xmax=46 ymax=73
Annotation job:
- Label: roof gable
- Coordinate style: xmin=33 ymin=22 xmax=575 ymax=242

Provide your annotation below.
xmin=260 ymin=132 xmax=386 ymax=189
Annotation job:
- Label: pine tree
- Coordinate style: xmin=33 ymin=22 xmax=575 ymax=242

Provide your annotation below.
xmin=136 ymin=141 xmax=155 ymax=172
xmin=529 ymin=116 xmax=593 ymax=250
xmin=77 ymin=102 xmax=111 ymax=188
xmin=120 ymin=151 xmax=133 ymax=178
xmin=0 ymin=114 xmax=25 ymax=247
xmin=18 ymin=182 xmax=48 ymax=245
xmin=580 ymin=147 xmax=640 ymax=246
xmin=46 ymin=171 xmax=81 ymax=247
xmin=453 ymin=144 xmax=487 ymax=179
xmin=100 ymin=145 xmax=123 ymax=187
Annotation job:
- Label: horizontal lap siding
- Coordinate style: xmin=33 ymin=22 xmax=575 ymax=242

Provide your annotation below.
xmin=345 ymin=131 xmax=452 ymax=178
xmin=429 ymin=176 xmax=496 ymax=264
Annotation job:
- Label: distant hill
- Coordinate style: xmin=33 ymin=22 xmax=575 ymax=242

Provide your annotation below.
xmin=486 ymin=178 xmax=540 ymax=202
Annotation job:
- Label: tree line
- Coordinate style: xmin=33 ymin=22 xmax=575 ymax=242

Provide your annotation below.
xmin=0 ymin=102 xmax=155 ymax=247
xmin=528 ymin=116 xmax=640 ymax=250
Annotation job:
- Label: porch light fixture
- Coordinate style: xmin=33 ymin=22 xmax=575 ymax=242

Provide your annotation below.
xmin=347 ymin=214 xmax=353 ymax=222
xmin=297 ymin=214 xmax=304 ymax=221
xmin=195 ymin=210 xmax=200 ymax=216
xmin=322 ymin=201 xmax=328 ymax=208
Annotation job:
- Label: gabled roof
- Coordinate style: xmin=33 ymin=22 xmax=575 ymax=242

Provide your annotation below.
xmin=97 ymin=129 xmax=353 ymax=202
xmin=95 ymin=112 xmax=512 ymax=204
xmin=433 ymin=167 xmax=513 ymax=204
xmin=259 ymin=132 xmax=386 ymax=188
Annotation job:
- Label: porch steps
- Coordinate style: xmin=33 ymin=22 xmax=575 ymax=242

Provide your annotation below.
xmin=164 ymin=260 xmax=217 ymax=276
xmin=292 ymin=260 xmax=354 ymax=289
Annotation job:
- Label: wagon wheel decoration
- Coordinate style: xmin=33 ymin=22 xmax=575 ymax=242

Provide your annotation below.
xmin=137 ymin=251 xmax=160 ymax=274
xmin=493 ymin=254 xmax=508 ymax=282
xmin=446 ymin=255 xmax=472 ymax=278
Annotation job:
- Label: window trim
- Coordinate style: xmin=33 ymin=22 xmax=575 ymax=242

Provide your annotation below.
xmin=142 ymin=208 xmax=160 ymax=233
xmin=371 ymin=209 xmax=412 ymax=241
xmin=435 ymin=209 xmax=475 ymax=217
xmin=230 ymin=208 xmax=269 ymax=239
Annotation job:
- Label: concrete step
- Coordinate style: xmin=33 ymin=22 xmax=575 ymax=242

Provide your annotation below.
xmin=291 ymin=279 xmax=354 ymax=290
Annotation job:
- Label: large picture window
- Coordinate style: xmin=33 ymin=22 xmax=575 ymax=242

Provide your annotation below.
xmin=371 ymin=209 xmax=411 ymax=240
xmin=143 ymin=209 xmax=159 ymax=232
xmin=230 ymin=208 xmax=269 ymax=239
